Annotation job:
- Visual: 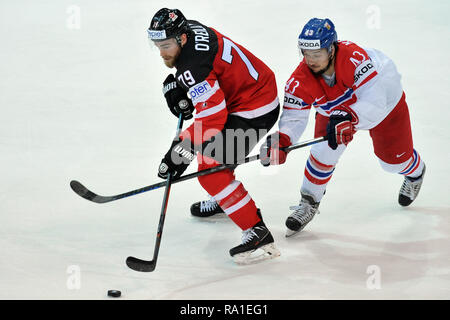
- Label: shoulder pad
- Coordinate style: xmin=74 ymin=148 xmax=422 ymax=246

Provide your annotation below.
xmin=175 ymin=21 xmax=218 ymax=90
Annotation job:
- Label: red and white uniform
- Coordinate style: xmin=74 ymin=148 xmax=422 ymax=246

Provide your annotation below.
xmin=280 ymin=41 xmax=403 ymax=139
xmin=278 ymin=41 xmax=424 ymax=201
xmin=175 ymin=20 xmax=279 ymax=229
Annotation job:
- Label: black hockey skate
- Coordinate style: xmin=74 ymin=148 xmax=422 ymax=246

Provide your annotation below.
xmin=229 ymin=220 xmax=280 ymax=265
xmin=285 ymin=191 xmax=320 ymax=237
xmin=190 ymin=197 xmax=225 ymax=217
xmin=399 ymin=164 xmax=426 ymax=206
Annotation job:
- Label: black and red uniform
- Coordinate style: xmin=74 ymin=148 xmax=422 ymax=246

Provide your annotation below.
xmin=176 ymin=20 xmax=279 ymax=230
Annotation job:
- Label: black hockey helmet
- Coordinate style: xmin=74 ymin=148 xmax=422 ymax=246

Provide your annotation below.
xmin=148 ymin=8 xmax=190 ymax=44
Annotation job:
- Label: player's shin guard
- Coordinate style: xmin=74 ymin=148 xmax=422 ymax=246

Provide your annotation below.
xmin=214 ymin=180 xmax=260 ymax=230
xmin=197 ymin=156 xmax=279 ymax=263
xmin=197 ymin=156 xmax=261 ymax=228
xmin=284 ymin=154 xmax=334 ymax=237
xmin=398 ymin=149 xmax=425 ymax=179
xmin=301 ymin=154 xmax=335 ymax=202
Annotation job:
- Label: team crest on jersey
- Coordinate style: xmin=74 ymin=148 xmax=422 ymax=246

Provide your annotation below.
xmin=169 ymin=12 xmax=178 ymax=21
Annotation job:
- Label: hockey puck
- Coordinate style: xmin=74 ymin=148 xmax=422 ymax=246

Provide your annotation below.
xmin=107 ymin=290 xmax=121 ymax=298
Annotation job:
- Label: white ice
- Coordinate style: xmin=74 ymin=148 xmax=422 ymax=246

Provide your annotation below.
xmin=0 ymin=0 xmax=449 ymax=299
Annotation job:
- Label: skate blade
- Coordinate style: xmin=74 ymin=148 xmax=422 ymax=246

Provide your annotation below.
xmin=286 ymin=225 xmax=308 ymax=237
xmin=285 ymin=228 xmax=299 ymax=237
xmin=233 ymin=243 xmax=281 ymax=265
xmin=193 ymin=213 xmax=227 ymax=220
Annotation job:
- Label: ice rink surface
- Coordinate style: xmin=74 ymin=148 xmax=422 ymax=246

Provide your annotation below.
xmin=0 ymin=0 xmax=449 ymax=299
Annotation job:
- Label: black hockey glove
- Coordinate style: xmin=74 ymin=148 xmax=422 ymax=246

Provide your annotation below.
xmin=163 ymin=74 xmax=195 ymax=120
xmin=326 ymin=109 xmax=354 ymax=150
xmin=158 ymin=138 xmax=196 ymax=180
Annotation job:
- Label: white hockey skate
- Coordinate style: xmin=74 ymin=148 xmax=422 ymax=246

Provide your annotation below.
xmin=398 ymin=164 xmax=426 ymax=206
xmin=285 ymin=192 xmax=320 ymax=237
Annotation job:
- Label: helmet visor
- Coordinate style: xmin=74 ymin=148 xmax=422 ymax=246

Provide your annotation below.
xmin=148 ymin=36 xmax=179 ymax=52
xmin=299 ymin=47 xmax=329 ymax=61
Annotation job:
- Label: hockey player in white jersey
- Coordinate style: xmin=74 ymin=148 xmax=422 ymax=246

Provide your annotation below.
xmin=260 ymin=18 xmax=426 ymax=237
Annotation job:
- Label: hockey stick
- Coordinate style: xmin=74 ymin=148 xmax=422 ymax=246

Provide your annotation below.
xmin=125 ymin=172 xmax=173 ymax=272
xmin=126 ymin=114 xmax=183 ymax=272
xmin=70 ymin=135 xmax=327 ymax=204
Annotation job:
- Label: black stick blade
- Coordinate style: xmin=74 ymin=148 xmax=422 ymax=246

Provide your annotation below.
xmin=70 ymin=180 xmax=111 ymax=203
xmin=126 ymin=256 xmax=156 ymax=272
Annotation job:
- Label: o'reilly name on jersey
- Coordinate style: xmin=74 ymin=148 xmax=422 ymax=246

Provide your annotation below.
xmin=189 ymin=23 xmax=210 ymax=51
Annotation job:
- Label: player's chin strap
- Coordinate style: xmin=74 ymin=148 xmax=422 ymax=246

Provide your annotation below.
xmin=175 ymin=35 xmax=182 ymax=46
xmin=175 ymin=30 xmax=190 ymax=46
xmin=326 ymin=43 xmax=337 ymax=68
